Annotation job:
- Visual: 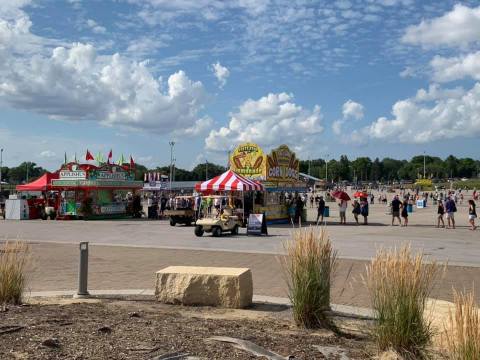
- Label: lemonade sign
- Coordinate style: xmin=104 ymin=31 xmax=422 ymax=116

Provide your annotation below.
xmin=229 ymin=143 xmax=266 ymax=180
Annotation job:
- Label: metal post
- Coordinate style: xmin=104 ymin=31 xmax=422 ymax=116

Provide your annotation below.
xmin=325 ymin=154 xmax=329 ymax=183
xmin=0 ymin=148 xmax=3 ymax=193
xmin=75 ymin=241 xmax=90 ymax=298
xmin=169 ymin=141 xmax=175 ymax=192
xmin=423 ymin=151 xmax=426 ymax=179
xmin=205 ymin=160 xmax=208 ymax=180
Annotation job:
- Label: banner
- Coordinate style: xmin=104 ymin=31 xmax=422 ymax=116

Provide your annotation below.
xmin=266 ymin=145 xmax=299 ymax=182
xmin=229 ymin=143 xmax=266 ymax=180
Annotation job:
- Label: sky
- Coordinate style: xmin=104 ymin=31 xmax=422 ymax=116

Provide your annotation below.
xmin=0 ymin=0 xmax=480 ymax=171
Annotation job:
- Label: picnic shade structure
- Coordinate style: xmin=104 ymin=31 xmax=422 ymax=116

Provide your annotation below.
xmin=195 ymin=169 xmax=264 ymax=192
xmin=331 ymin=190 xmax=351 ymax=201
xmin=353 ymin=191 xmax=369 ymax=198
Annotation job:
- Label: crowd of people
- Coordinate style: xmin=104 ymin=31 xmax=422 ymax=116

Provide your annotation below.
xmin=305 ymin=188 xmax=477 ymax=230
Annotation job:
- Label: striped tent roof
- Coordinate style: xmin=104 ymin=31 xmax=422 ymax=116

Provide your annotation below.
xmin=195 ymin=170 xmax=264 ymax=192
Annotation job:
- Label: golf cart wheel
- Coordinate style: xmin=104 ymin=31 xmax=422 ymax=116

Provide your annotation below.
xmin=212 ymin=226 xmax=222 ymax=237
xmin=194 ymin=225 xmax=204 ymax=237
xmin=231 ymin=225 xmax=239 ymax=235
xmin=169 ymin=218 xmax=176 ymax=226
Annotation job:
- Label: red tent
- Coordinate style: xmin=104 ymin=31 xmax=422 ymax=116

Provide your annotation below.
xmin=16 ymin=172 xmax=59 ymax=192
xmin=195 ymin=170 xmax=264 ymax=192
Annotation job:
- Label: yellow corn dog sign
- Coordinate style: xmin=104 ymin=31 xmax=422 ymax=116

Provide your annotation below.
xmin=229 ymin=142 xmax=266 ymax=180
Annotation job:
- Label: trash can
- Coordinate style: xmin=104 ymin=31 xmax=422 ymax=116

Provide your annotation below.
xmin=323 ymin=206 xmax=330 ymax=217
xmin=407 ymin=204 xmax=413 ymax=213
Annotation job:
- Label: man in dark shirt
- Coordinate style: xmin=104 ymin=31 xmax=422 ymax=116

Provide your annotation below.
xmin=391 ymin=195 xmax=402 ymax=226
xmin=316 ymin=196 xmax=326 ymax=223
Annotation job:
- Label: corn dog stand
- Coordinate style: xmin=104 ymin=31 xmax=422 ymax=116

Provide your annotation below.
xmin=229 ymin=143 xmax=307 ymax=223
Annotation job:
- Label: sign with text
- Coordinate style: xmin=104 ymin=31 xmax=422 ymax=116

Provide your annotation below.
xmin=247 ymin=213 xmax=268 ymax=236
xmin=59 ymin=170 xmax=87 ymax=180
xmin=229 ymin=143 xmax=266 ymax=180
xmin=266 ymin=144 xmax=299 ymax=182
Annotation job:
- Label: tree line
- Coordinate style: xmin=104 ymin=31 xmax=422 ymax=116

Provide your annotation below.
xmin=1 ymin=155 xmax=478 ymax=185
xmin=299 ymin=155 xmax=480 ymax=182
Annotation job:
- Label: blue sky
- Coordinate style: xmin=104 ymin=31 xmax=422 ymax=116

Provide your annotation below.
xmin=1 ymin=0 xmax=480 ymax=171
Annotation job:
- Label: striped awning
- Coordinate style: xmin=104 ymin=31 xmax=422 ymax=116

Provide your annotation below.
xmin=195 ymin=170 xmax=264 ymax=192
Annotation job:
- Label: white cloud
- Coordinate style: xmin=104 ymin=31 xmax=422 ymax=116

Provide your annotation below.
xmin=39 ymin=150 xmax=56 ymax=158
xmin=363 ymin=82 xmax=480 ymax=143
xmin=0 ymin=15 xmax=208 ymax=134
xmin=205 ymin=93 xmax=323 ymax=155
xmin=402 ymin=4 xmax=480 ymax=48
xmin=126 ymin=35 xmax=171 ymax=56
xmin=86 ymin=19 xmax=106 ymax=34
xmin=211 ymin=62 xmax=230 ymax=88
xmin=175 ymin=116 xmax=213 ymax=137
xmin=342 ymin=99 xmax=364 ymax=120
xmin=333 ymin=99 xmax=364 ymax=137
xmin=430 ymin=51 xmax=480 ymax=83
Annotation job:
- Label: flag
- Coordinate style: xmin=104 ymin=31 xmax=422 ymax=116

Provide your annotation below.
xmin=96 ymin=151 xmax=105 ymax=165
xmin=130 ymin=155 xmax=135 ymax=168
xmin=86 ymin=149 xmax=94 ymax=161
xmin=107 ymin=149 xmax=113 ymax=164
xmin=117 ymin=154 xmax=125 ymax=165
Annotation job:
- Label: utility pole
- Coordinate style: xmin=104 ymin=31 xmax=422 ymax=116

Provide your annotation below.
xmin=169 ymin=141 xmax=175 ymax=191
xmin=26 ymin=161 xmax=29 ymax=183
xmin=0 ymin=148 xmax=3 ymax=193
xmin=205 ymin=160 xmax=208 ymax=180
xmin=308 ymin=157 xmax=311 ymax=176
xmin=325 ymin=154 xmax=329 ymax=184
xmin=423 ymin=151 xmax=426 ymax=179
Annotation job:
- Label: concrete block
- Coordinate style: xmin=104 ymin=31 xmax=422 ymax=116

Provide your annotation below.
xmin=155 ymin=266 xmax=253 ymax=308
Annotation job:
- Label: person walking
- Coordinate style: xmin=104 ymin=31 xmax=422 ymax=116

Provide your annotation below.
xmin=352 ymin=200 xmax=360 ymax=224
xmin=295 ymin=195 xmax=304 ymax=225
xmin=468 ymin=199 xmax=477 ymax=230
xmin=360 ymin=198 xmax=369 ymax=225
xmin=445 ymin=196 xmax=457 ymax=229
xmin=401 ymin=199 xmax=408 ymax=227
xmin=437 ymin=200 xmax=445 ymax=228
xmin=316 ymin=195 xmax=325 ymax=224
xmin=339 ymin=199 xmax=347 ymax=225
xmin=391 ymin=195 xmax=402 ymax=226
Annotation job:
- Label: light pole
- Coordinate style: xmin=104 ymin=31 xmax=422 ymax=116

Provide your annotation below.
xmin=26 ymin=161 xmax=29 ymax=183
xmin=325 ymin=154 xmax=329 ymax=183
xmin=169 ymin=141 xmax=175 ymax=191
xmin=0 ymin=148 xmax=3 ymax=193
xmin=423 ymin=151 xmax=426 ymax=179
xmin=205 ymin=160 xmax=208 ymax=180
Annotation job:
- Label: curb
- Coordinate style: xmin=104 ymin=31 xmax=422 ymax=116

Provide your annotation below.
xmin=27 ymin=289 xmax=374 ymax=318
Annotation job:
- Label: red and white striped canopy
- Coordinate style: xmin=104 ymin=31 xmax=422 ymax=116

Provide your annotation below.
xmin=195 ymin=170 xmax=264 ymax=192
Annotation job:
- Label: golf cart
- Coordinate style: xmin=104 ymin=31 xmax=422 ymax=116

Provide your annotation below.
xmin=164 ymin=195 xmax=196 ymax=226
xmin=195 ymin=204 xmax=242 ymax=237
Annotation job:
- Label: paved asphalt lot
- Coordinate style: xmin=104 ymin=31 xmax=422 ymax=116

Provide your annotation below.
xmin=1 ymin=201 xmax=479 ymax=267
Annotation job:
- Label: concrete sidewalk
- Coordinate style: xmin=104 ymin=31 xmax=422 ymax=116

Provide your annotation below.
xmin=27 ymin=242 xmax=480 ymax=308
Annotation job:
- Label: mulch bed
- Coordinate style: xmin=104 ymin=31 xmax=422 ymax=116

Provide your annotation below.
xmin=0 ymin=299 xmax=373 ymax=359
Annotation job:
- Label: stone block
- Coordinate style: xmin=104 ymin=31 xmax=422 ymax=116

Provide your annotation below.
xmin=155 ymin=266 xmax=253 ymax=308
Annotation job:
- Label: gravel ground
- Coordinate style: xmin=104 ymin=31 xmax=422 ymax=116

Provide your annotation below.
xmin=0 ymin=299 xmax=373 ymax=359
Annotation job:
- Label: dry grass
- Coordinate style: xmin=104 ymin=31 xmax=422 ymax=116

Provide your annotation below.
xmin=0 ymin=241 xmax=30 ymax=308
xmin=442 ymin=289 xmax=480 ymax=360
xmin=364 ymin=245 xmax=438 ymax=359
xmin=282 ymin=226 xmax=337 ymax=328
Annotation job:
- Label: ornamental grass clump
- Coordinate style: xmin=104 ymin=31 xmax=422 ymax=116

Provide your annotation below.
xmin=0 ymin=241 xmax=30 ymax=308
xmin=283 ymin=226 xmax=337 ymax=328
xmin=365 ymin=245 xmax=438 ymax=359
xmin=443 ymin=289 xmax=480 ymax=360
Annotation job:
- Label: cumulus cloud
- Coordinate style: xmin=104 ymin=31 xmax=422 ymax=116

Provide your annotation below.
xmin=402 ymin=4 xmax=480 ymax=48
xmin=362 ymin=83 xmax=480 ymax=143
xmin=333 ymin=100 xmax=364 ymax=136
xmin=342 ymin=99 xmax=364 ymax=120
xmin=211 ymin=62 xmax=230 ymax=88
xmin=205 ymin=93 xmax=323 ymax=155
xmin=430 ymin=51 xmax=480 ymax=83
xmin=175 ymin=116 xmax=213 ymax=137
xmin=86 ymin=19 xmax=106 ymax=34
xmin=0 ymin=7 xmax=209 ymax=135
